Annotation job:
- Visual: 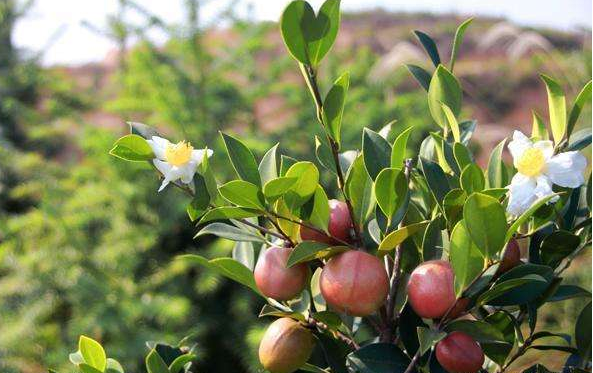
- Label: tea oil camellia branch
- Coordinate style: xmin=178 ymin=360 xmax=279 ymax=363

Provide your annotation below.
xmin=57 ymin=2 xmax=593 ymax=373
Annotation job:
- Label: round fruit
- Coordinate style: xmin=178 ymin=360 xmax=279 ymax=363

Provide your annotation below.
xmin=254 ymin=246 xmax=308 ymax=301
xmin=300 ymin=199 xmax=352 ymax=244
xmin=498 ymin=238 xmax=521 ymax=274
xmin=258 ymin=317 xmax=315 ymax=373
xmin=436 ymin=331 xmax=485 ymax=373
xmin=320 ymin=250 xmax=389 ymax=316
xmin=407 ymin=260 xmax=456 ymax=319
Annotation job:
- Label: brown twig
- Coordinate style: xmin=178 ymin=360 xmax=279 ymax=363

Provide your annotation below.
xmin=305 ymin=317 xmax=360 ymax=350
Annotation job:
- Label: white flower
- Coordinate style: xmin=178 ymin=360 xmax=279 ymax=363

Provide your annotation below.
xmin=146 ymin=136 xmax=213 ymax=192
xmin=506 ymin=130 xmax=587 ymax=216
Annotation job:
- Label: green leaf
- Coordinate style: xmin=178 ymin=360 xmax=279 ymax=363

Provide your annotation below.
xmin=450 ymin=220 xmax=485 ymax=296
xmin=168 ymin=354 xmax=196 ymax=373
xmin=128 ymin=121 xmax=159 ymax=139
xmin=487 ymin=139 xmax=509 ymax=189
xmin=505 ymin=193 xmax=561 ymax=242
xmin=79 ymin=336 xmax=107 ymax=372
xmin=221 ymin=132 xmax=261 ymax=186
xmin=195 ymin=223 xmax=264 ymax=243
xmin=286 ymin=241 xmax=347 ymax=267
xmin=414 ymin=30 xmax=441 ymax=67
xmin=187 ymin=174 xmax=210 ymax=221
xmin=79 ymin=364 xmax=104 ymax=373
xmin=567 ymin=80 xmax=592 ymax=139
xmin=284 ymin=162 xmax=320 ymax=210
xmin=419 ymin=157 xmax=451 ymax=211
xmin=280 ymin=0 xmax=341 ymax=66
xmin=417 ymin=327 xmax=446 ymax=355
xmin=549 ymin=285 xmax=592 ymax=302
xmin=218 ymin=180 xmax=265 ymax=209
xmin=443 ymin=188 xmax=466 ymax=228
xmin=460 ymin=164 xmax=485 ymax=194
xmin=450 ymin=18 xmax=473 ymax=71
xmin=307 ymin=186 xmax=330 ymax=231
xmin=566 ymin=128 xmax=592 ymax=152
xmin=105 ymin=359 xmax=124 ymax=373
xmin=362 ymin=127 xmax=392 ymax=180
xmin=263 ymin=177 xmax=298 ymax=201
xmin=406 ymin=64 xmax=431 ymax=91
xmin=323 ymin=72 xmax=350 ymax=146
xmin=422 ymin=217 xmax=444 ymax=261
xmin=453 ymin=142 xmax=473 ymax=171
xmin=146 ymin=350 xmax=170 ymax=373
xmin=540 ymin=74 xmax=566 ymax=144
xmin=345 ymin=155 xmax=375 ymax=227
xmin=179 ymin=254 xmax=261 ymax=295
xmin=232 ymin=241 xmax=255 ymax=270
xmin=314 ymin=136 xmax=337 ymax=174
xmin=346 ymin=343 xmax=411 ymax=373
xmin=109 ymin=134 xmax=154 ymax=162
xmin=531 ymin=111 xmax=549 ymax=141
xmin=477 ymin=275 xmax=549 ymax=306
xmin=428 ymin=65 xmax=462 ymax=129
xmin=441 ymin=103 xmax=461 ymax=143
xmin=378 ymin=221 xmax=429 ymax=252
xmin=391 ymin=126 xmax=414 ymax=168
xmin=445 ymin=320 xmax=507 ymax=344
xmin=575 ymin=301 xmax=591 ymax=360
xmin=198 ymin=207 xmax=262 ymax=224
xmin=374 ymin=168 xmax=407 ymax=221
xmin=463 ymin=193 xmax=507 ymax=258
xmin=279 ymin=155 xmax=298 ymax=176
xmin=311 ymin=268 xmax=326 ymax=311
xmin=540 ymin=230 xmax=580 ymax=268
xmin=258 ymin=143 xmax=279 ymax=185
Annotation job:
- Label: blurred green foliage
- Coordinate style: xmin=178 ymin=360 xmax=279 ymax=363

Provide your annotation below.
xmin=0 ymin=1 xmax=590 ymax=372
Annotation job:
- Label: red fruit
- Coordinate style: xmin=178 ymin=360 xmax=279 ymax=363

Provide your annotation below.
xmin=320 ymin=250 xmax=389 ymax=316
xmin=259 ymin=317 xmax=315 ymax=373
xmin=407 ymin=260 xmax=456 ymax=319
xmin=436 ymin=332 xmax=485 ymax=373
xmin=447 ymin=298 xmax=471 ymax=320
xmin=498 ymin=239 xmax=521 ymax=274
xmin=300 ymin=199 xmax=352 ymax=244
xmin=254 ymin=246 xmax=308 ymax=301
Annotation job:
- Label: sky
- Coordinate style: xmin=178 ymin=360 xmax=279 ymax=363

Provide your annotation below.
xmin=14 ymin=0 xmax=593 ymax=66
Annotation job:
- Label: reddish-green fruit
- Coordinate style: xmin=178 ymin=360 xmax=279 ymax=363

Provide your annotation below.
xmin=447 ymin=297 xmax=471 ymax=320
xmin=254 ymin=246 xmax=308 ymax=301
xmin=407 ymin=260 xmax=456 ymax=319
xmin=498 ymin=239 xmax=521 ymax=274
xmin=436 ymin=332 xmax=485 ymax=373
xmin=258 ymin=317 xmax=315 ymax=373
xmin=320 ymin=250 xmax=389 ymax=316
xmin=300 ymin=199 xmax=352 ymax=244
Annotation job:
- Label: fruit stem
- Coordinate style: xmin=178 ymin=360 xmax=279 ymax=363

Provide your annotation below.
xmin=305 ymin=317 xmax=360 ymax=350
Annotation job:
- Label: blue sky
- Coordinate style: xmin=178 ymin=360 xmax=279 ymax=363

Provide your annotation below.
xmin=14 ymin=0 xmax=592 ymax=66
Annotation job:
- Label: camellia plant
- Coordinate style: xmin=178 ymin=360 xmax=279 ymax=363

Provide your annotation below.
xmin=59 ymin=1 xmax=592 ymax=373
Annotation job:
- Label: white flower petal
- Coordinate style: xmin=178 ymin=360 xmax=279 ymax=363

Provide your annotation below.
xmin=191 ymin=148 xmax=214 ymax=163
xmin=179 ymin=162 xmax=198 ymax=184
xmin=157 ymin=179 xmax=171 ymax=192
xmin=545 ymin=151 xmax=587 ymax=188
xmin=506 ymin=173 xmax=537 ymax=216
xmin=147 ymin=136 xmax=170 ymax=160
xmin=153 ymin=159 xmax=172 ymax=175
xmin=533 ymin=140 xmax=554 ymax=160
xmin=533 ymin=175 xmax=558 ymax=202
xmin=508 ymin=130 xmax=533 ymax=165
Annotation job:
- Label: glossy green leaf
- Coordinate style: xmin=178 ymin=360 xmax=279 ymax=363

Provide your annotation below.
xmin=406 ymin=64 xmax=431 ymax=91
xmin=374 ymin=168 xmax=407 ymax=220
xmin=549 ymin=285 xmax=592 ymax=302
xmin=391 ymin=126 xmax=414 ymax=168
xmin=419 ymin=157 xmax=451 ymax=211
xmin=453 ymin=142 xmax=472 ymax=170
xmin=450 ymin=18 xmax=473 ymax=71
xmin=179 ymin=254 xmax=261 ymax=295
xmin=575 ymin=301 xmax=592 ymax=360
xmin=378 ymin=221 xmax=429 ymax=252
xmin=417 ymin=327 xmax=446 ymax=355
xmin=146 ymin=349 xmax=170 ymax=373
xmin=531 ymin=111 xmax=549 ymax=141
xmin=198 ymin=207 xmax=262 ymax=224
xmin=109 ymin=134 xmax=154 ymax=162
xmin=232 ymin=241 xmax=255 ymax=270
xmin=187 ymin=174 xmax=210 ymax=221
xmin=258 ymin=143 xmax=279 ymax=185
xmin=263 ymin=177 xmax=298 ymax=201
xmin=441 ymin=103 xmax=461 ymax=142
xmin=460 ymin=164 xmax=485 ymax=194
xmin=346 ymin=343 xmax=411 ymax=373
xmin=284 ymin=162 xmax=320 ymax=209
xmin=463 ymin=193 xmax=507 ymax=257
xmin=128 ymin=121 xmax=159 ymax=139
xmin=314 ymin=135 xmax=337 ymax=174
xmin=445 ymin=320 xmax=507 ymax=344
xmin=540 ymin=74 xmax=566 ymax=144
xmin=308 ymin=186 xmax=330 ymax=231
xmin=422 ymin=217 xmax=443 ymax=261
xmin=478 ymin=275 xmax=549 ymax=306
xmin=428 ymin=65 xmax=462 ymax=129
xmin=221 ymin=132 xmax=261 ymax=186
xmin=286 ymin=241 xmax=346 ymax=267
xmin=450 ymin=220 xmax=485 ymax=296
xmin=195 ymin=223 xmax=264 ymax=243
xmin=487 ymin=139 xmax=508 ymax=189
xmin=79 ymin=336 xmax=106 ymax=372
xmin=566 ymin=128 xmax=592 ymax=152
xmin=218 ymin=180 xmax=265 ymax=209
xmin=567 ymin=80 xmax=592 ymax=139
xmin=362 ymin=127 xmax=392 ymax=180
xmin=540 ymin=230 xmax=580 ymax=267
xmin=79 ymin=364 xmax=103 ymax=373
xmin=168 ymin=354 xmax=196 ymax=373
xmin=345 ymin=155 xmax=375 ymax=227
xmin=414 ymin=30 xmax=440 ymax=67
xmin=323 ymin=72 xmax=350 ymax=146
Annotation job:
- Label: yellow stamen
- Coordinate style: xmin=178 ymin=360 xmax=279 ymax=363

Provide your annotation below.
xmin=165 ymin=140 xmax=193 ymax=166
xmin=516 ymin=148 xmax=545 ymax=177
